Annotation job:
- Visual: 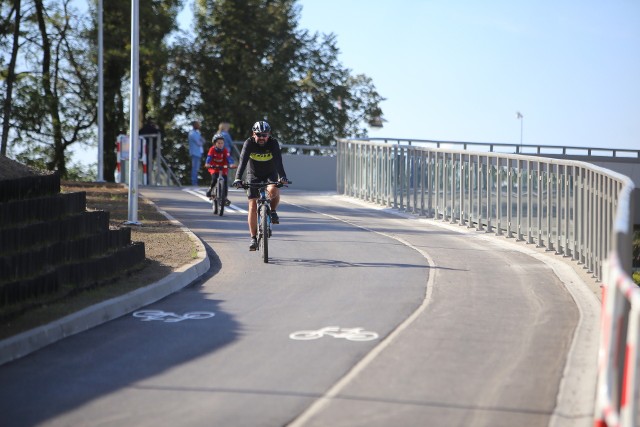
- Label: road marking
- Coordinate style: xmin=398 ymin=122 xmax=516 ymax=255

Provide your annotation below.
xmin=325 ymin=195 xmax=601 ymax=425
xmin=284 ymin=201 xmax=436 ymax=427
xmin=182 ymin=188 xmax=247 ymax=213
xmin=290 ymin=326 xmax=379 ymax=341
xmin=132 ymin=310 xmax=215 ymax=323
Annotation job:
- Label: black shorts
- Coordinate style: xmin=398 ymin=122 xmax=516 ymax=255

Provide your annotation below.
xmin=246 ymin=173 xmax=278 ymax=199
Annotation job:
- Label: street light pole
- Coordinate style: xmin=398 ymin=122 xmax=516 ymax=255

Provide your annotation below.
xmin=126 ymin=0 xmax=140 ymax=225
xmin=97 ymin=0 xmax=104 ymax=181
xmin=516 ymin=111 xmax=524 ymax=147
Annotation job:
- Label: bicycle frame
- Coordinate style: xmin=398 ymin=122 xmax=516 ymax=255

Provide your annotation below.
xmin=241 ymin=181 xmax=289 ymax=263
xmin=255 ymin=185 xmax=273 ymax=263
xmin=209 ymin=166 xmax=229 ymax=216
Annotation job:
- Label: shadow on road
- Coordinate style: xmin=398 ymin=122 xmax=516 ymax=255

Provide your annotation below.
xmin=0 ymin=246 xmax=240 ymax=427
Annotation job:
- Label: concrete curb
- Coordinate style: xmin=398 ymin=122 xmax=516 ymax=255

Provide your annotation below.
xmin=0 ymin=206 xmax=210 ymax=367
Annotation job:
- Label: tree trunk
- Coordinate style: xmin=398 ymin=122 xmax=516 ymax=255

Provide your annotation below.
xmin=1 ymin=0 xmax=21 ymax=157
xmin=34 ymin=0 xmax=66 ymax=177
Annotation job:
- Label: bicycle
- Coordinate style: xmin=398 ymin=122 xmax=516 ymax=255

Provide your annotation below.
xmin=239 ymin=180 xmax=291 ymax=263
xmin=207 ymin=165 xmax=236 ymax=216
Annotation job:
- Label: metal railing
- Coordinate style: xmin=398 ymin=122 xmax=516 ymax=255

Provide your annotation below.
xmin=158 ymin=155 xmax=182 ymax=186
xmin=347 ymin=137 xmax=640 ymax=159
xmin=336 ymin=138 xmax=636 ymax=426
xmin=233 ymin=141 xmax=338 ymax=156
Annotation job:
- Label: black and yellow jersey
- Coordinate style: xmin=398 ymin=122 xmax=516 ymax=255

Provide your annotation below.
xmin=235 ymin=136 xmax=287 ymax=180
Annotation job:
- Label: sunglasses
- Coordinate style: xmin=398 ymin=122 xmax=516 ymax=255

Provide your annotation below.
xmin=255 ymin=132 xmax=269 ymax=138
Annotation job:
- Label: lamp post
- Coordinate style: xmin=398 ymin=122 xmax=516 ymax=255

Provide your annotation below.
xmin=516 ymin=111 xmax=523 ymax=148
xmin=97 ymin=0 xmax=104 ymax=181
xmin=126 ymin=0 xmax=141 ymax=225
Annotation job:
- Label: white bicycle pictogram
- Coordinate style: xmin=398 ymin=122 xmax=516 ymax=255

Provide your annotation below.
xmin=132 ymin=310 xmax=215 ymax=323
xmin=289 ymin=326 xmax=378 ymax=341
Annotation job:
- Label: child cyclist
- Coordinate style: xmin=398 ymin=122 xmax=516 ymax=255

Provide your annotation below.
xmin=204 ymin=134 xmax=236 ymax=202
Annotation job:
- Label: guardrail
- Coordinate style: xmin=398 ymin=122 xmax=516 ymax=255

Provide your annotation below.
xmin=347 ymin=137 xmax=640 ymax=159
xmin=233 ymin=141 xmax=338 ymax=156
xmin=336 ymin=138 xmax=636 ymax=426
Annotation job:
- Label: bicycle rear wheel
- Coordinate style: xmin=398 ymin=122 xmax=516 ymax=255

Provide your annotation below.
xmin=259 ymin=205 xmax=269 ymax=263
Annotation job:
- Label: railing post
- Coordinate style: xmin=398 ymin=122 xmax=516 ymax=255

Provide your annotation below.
xmin=393 ymin=144 xmax=398 ymax=209
xmin=495 ymin=156 xmax=503 ymax=236
xmin=434 ymin=152 xmax=441 ymax=219
xmin=535 ymin=162 xmax=543 ymax=247
xmin=477 ymin=156 xmax=484 ymax=231
xmin=516 ymin=159 xmax=523 ymax=241
xmin=485 ymin=157 xmax=492 ymax=233
xmin=546 ymin=162 xmax=554 ymax=252
xmin=507 ymin=159 xmax=513 ymax=238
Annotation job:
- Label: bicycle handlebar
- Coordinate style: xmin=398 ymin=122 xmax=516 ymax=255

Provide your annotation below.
xmin=237 ymin=180 xmax=292 ymax=189
xmin=205 ymin=164 xmax=237 ymax=169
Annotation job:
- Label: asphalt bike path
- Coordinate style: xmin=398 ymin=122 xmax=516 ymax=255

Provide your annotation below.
xmin=0 ymin=187 xmax=598 ymax=427
xmin=281 ymin=194 xmax=598 ymax=427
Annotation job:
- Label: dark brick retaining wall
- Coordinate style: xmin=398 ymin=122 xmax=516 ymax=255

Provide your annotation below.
xmin=0 ymin=173 xmax=145 ymax=312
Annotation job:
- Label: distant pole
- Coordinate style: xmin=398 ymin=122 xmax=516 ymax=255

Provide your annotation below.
xmin=126 ymin=0 xmax=140 ymax=225
xmin=516 ymin=111 xmax=524 ymax=147
xmin=97 ymin=0 xmax=104 ymax=181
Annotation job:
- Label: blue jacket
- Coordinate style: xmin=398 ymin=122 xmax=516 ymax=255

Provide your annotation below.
xmin=188 ymin=129 xmax=204 ymax=157
xmin=221 ymin=130 xmax=234 ymax=155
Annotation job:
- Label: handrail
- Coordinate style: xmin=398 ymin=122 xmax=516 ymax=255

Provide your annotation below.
xmin=233 ymin=141 xmax=337 ymax=155
xmin=336 ymin=138 xmax=636 ymax=426
xmin=348 ymin=137 xmax=640 ymax=159
xmin=159 ymin=155 xmax=182 ymax=187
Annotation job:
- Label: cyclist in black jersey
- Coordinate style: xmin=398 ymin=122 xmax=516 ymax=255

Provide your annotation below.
xmin=233 ymin=121 xmax=289 ymax=251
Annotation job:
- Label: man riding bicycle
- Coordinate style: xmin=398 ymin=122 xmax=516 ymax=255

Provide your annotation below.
xmin=233 ymin=121 xmax=289 ymax=251
xmin=204 ymin=133 xmax=235 ymax=200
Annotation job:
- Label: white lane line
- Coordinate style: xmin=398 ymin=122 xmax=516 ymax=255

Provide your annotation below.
xmin=285 ymin=201 xmax=437 ymax=427
xmin=182 ymin=188 xmax=248 ymax=213
xmin=331 ymin=195 xmax=600 ymax=425
xmin=183 ymin=188 xmax=208 ymax=202
xmin=228 ymin=205 xmax=247 ymax=213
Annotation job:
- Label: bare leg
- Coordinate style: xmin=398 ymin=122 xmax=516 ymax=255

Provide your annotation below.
xmin=267 ymin=185 xmax=280 ymax=211
xmin=248 ymin=198 xmax=258 ymax=237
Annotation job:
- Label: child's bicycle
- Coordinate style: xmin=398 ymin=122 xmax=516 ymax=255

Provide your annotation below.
xmin=240 ymin=180 xmax=291 ymax=263
xmin=207 ymin=165 xmax=236 ymax=216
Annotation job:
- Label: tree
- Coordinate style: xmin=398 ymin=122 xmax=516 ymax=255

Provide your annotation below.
xmin=87 ymin=0 xmax=132 ymax=182
xmin=87 ymin=0 xmax=184 ymax=182
xmin=191 ymin=0 xmax=384 ymax=148
xmin=3 ymin=0 xmax=384 ymax=183
xmin=193 ymin=0 xmax=303 ymax=142
xmin=5 ymin=0 xmax=96 ymax=178
xmin=0 ymin=0 xmax=22 ymax=157
xmin=138 ymin=0 xmax=183 ymax=122
xmin=151 ymin=37 xmax=201 ymax=184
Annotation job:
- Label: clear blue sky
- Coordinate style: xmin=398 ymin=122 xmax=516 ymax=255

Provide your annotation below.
xmin=72 ymin=0 xmax=639 ymax=166
xmin=294 ymin=0 xmax=639 ymax=150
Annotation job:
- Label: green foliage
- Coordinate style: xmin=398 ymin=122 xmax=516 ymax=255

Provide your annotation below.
xmin=66 ymin=161 xmax=97 ymax=182
xmin=190 ymin=0 xmax=384 ymax=146
xmin=3 ymin=0 xmax=96 ymax=178
xmin=5 ymin=0 xmax=384 ymax=183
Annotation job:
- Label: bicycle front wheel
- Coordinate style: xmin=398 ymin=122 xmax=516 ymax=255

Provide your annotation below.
xmin=259 ymin=205 xmax=269 ymax=263
xmin=217 ymin=178 xmax=226 ymax=216
xmin=212 ymin=186 xmax=219 ymax=215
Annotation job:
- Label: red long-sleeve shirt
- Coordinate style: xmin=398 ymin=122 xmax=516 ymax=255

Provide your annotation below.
xmin=205 ymin=147 xmax=233 ymax=176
